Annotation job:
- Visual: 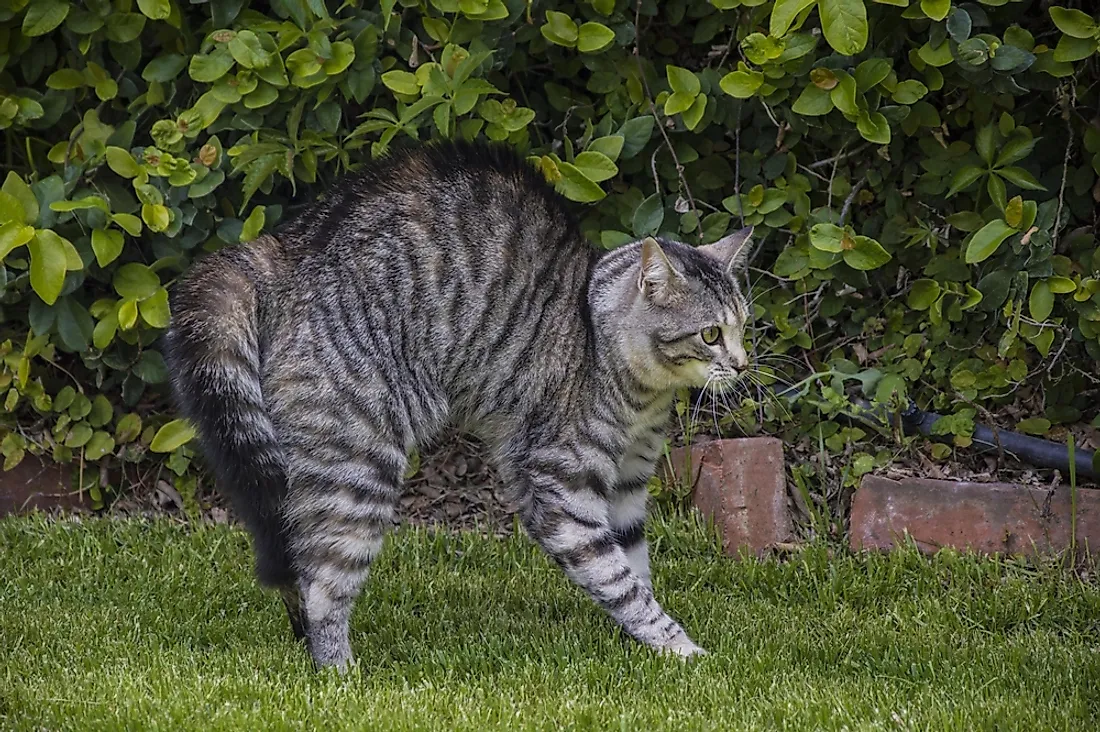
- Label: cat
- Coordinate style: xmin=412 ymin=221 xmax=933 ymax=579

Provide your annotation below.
xmin=164 ymin=140 xmax=754 ymax=671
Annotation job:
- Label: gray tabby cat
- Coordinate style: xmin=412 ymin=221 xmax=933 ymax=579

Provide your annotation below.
xmin=164 ymin=141 xmax=754 ymax=671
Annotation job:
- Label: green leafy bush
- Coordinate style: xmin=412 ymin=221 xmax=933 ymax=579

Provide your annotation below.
xmin=1 ymin=0 xmax=1098 ymax=510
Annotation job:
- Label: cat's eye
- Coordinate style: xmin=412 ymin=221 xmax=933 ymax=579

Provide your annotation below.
xmin=700 ymin=326 xmax=721 ymax=345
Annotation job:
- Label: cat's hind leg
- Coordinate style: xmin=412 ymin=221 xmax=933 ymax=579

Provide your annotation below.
xmin=277 ymin=407 xmax=410 ymax=671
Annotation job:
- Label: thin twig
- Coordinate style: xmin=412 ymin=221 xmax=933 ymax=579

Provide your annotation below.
xmin=1053 ymin=83 xmax=1074 ymax=250
xmin=839 ymin=174 xmax=868 ymax=226
xmin=633 ymin=0 xmax=702 ymax=242
xmin=808 ymin=142 xmax=871 ymax=169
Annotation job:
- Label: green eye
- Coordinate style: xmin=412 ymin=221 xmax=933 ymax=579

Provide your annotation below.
xmin=701 ymin=326 xmax=721 ymax=345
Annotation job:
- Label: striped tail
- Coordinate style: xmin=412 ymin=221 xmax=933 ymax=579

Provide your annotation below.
xmin=162 ymin=237 xmax=293 ymax=586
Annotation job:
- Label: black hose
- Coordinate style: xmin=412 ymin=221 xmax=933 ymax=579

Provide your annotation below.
xmin=770 ymin=385 xmax=1096 ymax=480
xmin=894 ymin=401 xmax=1096 ymax=480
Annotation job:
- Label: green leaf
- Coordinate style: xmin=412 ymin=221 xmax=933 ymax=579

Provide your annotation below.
xmin=1053 ymin=35 xmax=1096 ymax=63
xmin=51 ymin=196 xmax=110 ymax=213
xmin=965 ymin=219 xmax=1015 ymax=264
xmin=618 ymin=116 xmax=654 ymax=158
xmin=91 ymin=228 xmax=124 ymax=267
xmin=115 ymin=413 xmax=143 ymax=444
xmin=975 ymin=125 xmax=996 ymax=166
xmin=93 ymin=311 xmax=118 ymax=349
xmin=22 ymin=0 xmax=70 ymax=36
xmin=1049 ymin=7 xmax=1098 ymax=39
xmin=65 ymin=423 xmax=94 ymax=449
xmin=664 ymin=91 xmax=695 ymax=116
xmin=56 ymin=297 xmax=94 ymax=352
xmin=856 ymin=111 xmax=890 ymax=144
xmin=323 ymin=41 xmax=356 ymax=75
xmin=381 ymin=70 xmax=420 ymax=96
xmin=0 ymin=222 xmax=35 ymax=260
xmin=189 ymin=48 xmax=236 ymax=83
xmin=946 ymin=166 xmax=985 ymax=198
xmin=134 ymin=351 xmax=168 ymax=384
xmin=0 ymin=192 xmax=25 ymax=226
xmin=844 ymin=236 xmax=892 ymax=270
xmin=1016 ymin=417 xmax=1051 ymax=436
xmin=240 ymin=205 xmax=266 ymax=242
xmin=995 ymin=167 xmax=1046 ymax=191
xmin=541 ymin=11 xmax=579 ymax=47
xmin=921 ymin=0 xmax=950 ymax=22
xmin=1029 ymin=280 xmax=1054 ymax=321
xmin=85 ymin=431 xmax=116 ymax=460
xmin=907 ymin=279 xmax=941 ymax=310
xmin=991 ymin=45 xmax=1035 ymax=74
xmin=809 ymin=223 xmax=845 ymax=253
xmin=47 ymin=69 xmax=87 ymax=90
xmin=111 ymin=213 xmax=143 ymax=237
xmin=719 ymin=71 xmax=763 ymax=99
xmin=962 ymin=283 xmax=983 ymax=310
xmin=819 ymin=0 xmax=869 ymax=56
xmin=139 ymin=288 xmax=171 ymax=328
xmin=577 ymin=22 xmax=615 ymax=53
xmin=28 ymin=230 xmax=69 ymax=305
xmin=771 ymin=0 xmax=817 ymax=38
xmin=555 ymin=162 xmax=606 ymax=203
xmin=228 ymin=30 xmax=273 ymax=69
xmin=106 ymin=147 xmax=142 ymax=178
xmin=1047 ymin=276 xmax=1077 ymax=294
xmin=142 ymin=204 xmax=171 ymax=232
xmin=854 ymin=58 xmax=891 ymax=91
xmin=113 ymin=263 xmax=161 ymax=300
xmin=573 ymin=151 xmax=618 ymax=183
xmin=891 ymin=80 xmax=928 ymax=105
xmin=946 ymin=8 xmax=972 ymax=42
xmin=2 ymin=172 xmax=38 ymax=225
xmin=681 ymin=94 xmax=707 ymax=131
xmin=150 ymin=419 xmax=197 ymax=453
xmin=792 ymin=84 xmax=835 ymax=115
xmin=830 ymin=72 xmax=858 ymax=115
xmin=586 ymin=135 xmax=624 ymax=161
xmin=137 ymin=0 xmax=171 ymax=20
xmin=633 ymin=194 xmax=664 ymax=237
xmin=994 ymin=136 xmax=1038 ymax=168
xmin=666 ymin=66 xmax=701 ymax=96
xmin=105 ymin=13 xmax=146 ymax=43
xmin=88 ymin=396 xmax=113 ymax=428
xmin=143 ymin=54 xmax=189 ymax=82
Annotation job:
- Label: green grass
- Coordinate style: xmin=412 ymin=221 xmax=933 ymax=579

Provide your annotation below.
xmin=2 ymin=515 xmax=1099 ymax=731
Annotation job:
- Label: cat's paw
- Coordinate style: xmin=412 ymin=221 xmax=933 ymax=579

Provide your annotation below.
xmin=659 ymin=637 xmax=707 ymax=659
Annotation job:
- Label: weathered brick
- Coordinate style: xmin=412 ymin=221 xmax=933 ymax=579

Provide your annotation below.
xmin=0 ymin=454 xmax=81 ymax=517
xmin=851 ymin=475 xmax=1100 ymax=559
xmin=662 ymin=437 xmax=792 ymax=558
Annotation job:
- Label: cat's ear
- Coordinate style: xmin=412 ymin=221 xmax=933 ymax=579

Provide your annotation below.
xmin=638 ymin=237 xmax=684 ymax=304
xmin=698 ymin=226 xmax=754 ymax=274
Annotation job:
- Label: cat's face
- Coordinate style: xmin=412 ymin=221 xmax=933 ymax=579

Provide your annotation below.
xmin=613 ymin=228 xmax=754 ymax=392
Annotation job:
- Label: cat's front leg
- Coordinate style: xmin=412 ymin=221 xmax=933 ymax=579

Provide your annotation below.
xmin=513 ymin=450 xmax=704 ymax=658
xmin=609 ymin=428 xmax=668 ymax=592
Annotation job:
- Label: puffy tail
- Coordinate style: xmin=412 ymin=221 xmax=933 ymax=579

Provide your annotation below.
xmin=163 ymin=236 xmax=293 ymax=587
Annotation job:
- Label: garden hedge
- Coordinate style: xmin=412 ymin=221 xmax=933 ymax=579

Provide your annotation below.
xmin=1 ymin=0 xmax=1098 ymax=518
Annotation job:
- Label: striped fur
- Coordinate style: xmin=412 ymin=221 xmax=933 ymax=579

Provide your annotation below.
xmin=164 ymin=141 xmax=754 ymax=670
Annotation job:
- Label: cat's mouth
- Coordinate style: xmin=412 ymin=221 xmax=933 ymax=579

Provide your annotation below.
xmin=702 ymin=367 xmax=743 ymax=392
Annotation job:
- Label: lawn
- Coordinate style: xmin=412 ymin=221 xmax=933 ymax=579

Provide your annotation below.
xmin=2 ymin=513 xmax=1099 ymax=731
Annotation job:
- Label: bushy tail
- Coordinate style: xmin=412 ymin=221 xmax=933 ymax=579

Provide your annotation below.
xmin=163 ymin=236 xmax=293 ymax=586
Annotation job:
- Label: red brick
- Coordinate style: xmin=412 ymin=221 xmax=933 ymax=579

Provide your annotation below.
xmin=851 ymin=475 xmax=1100 ymax=559
xmin=662 ymin=437 xmax=792 ymax=558
xmin=0 ymin=454 xmax=83 ymax=517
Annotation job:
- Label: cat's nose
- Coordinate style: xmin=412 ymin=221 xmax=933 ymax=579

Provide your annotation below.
xmin=729 ymin=344 xmax=749 ymax=370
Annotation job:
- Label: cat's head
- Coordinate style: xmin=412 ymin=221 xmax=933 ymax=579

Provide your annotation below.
xmin=593 ymin=227 xmax=755 ymax=392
